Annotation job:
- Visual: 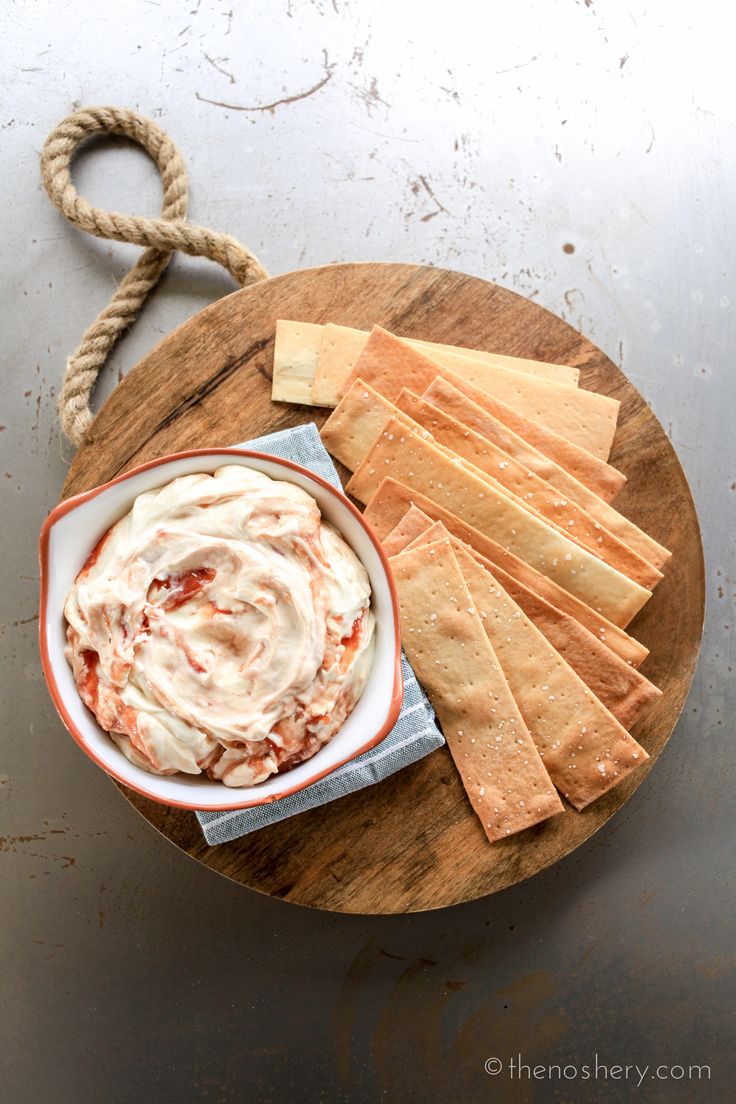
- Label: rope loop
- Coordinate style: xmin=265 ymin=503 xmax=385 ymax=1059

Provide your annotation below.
xmin=40 ymin=106 xmax=269 ymax=445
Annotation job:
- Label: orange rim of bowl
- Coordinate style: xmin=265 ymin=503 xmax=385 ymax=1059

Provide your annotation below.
xmin=38 ymin=447 xmax=405 ymax=811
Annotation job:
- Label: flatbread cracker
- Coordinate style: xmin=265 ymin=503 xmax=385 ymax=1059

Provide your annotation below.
xmin=431 ymin=369 xmax=626 ymax=502
xmin=409 ymin=340 xmax=579 ymax=386
xmin=385 ymin=507 xmax=661 ymax=730
xmin=390 ymin=539 xmax=563 ymax=841
xmin=394 ymin=530 xmax=650 ymax=810
xmin=363 ymin=478 xmax=649 ymax=667
xmin=382 ymin=507 xmax=434 ymax=557
xmin=322 ymin=379 xmax=660 ymax=590
xmin=346 ymin=417 xmax=650 ymax=627
xmin=341 ymin=327 xmax=620 ymax=461
xmin=311 ymin=321 xmax=579 ymax=404
xmin=271 ymin=320 xmax=323 ymax=405
xmin=393 ymin=388 xmax=662 ymax=589
xmin=321 ymin=376 xmax=562 ymax=515
xmin=498 ymin=565 xmax=662 ymax=730
xmin=320 ymin=377 xmax=488 ymax=483
xmin=320 ymin=379 xmax=405 ymax=469
xmin=424 ymin=377 xmax=670 ymax=569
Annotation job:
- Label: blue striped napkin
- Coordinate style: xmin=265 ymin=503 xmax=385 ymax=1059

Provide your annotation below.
xmin=195 ymin=424 xmax=443 ymax=845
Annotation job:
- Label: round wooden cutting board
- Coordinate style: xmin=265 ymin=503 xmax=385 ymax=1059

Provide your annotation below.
xmin=62 ymin=262 xmax=704 ymax=914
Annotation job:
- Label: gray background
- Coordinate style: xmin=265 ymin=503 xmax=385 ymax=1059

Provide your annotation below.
xmin=2 ymin=1 xmax=734 ymax=1101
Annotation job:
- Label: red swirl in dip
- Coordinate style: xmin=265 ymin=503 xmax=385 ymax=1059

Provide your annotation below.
xmin=64 ymin=466 xmax=375 ymax=786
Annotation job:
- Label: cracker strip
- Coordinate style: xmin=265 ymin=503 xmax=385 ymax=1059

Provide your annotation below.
xmin=393 ymin=388 xmax=663 ymax=589
xmin=311 ymin=322 xmax=579 ymax=404
xmin=394 ymin=531 xmax=650 ymax=810
xmin=382 ymin=508 xmax=435 ymax=557
xmin=347 ymin=417 xmax=650 ymax=627
xmin=439 ymin=371 xmax=626 ymax=502
xmin=363 ymin=478 xmax=649 ymax=667
xmin=424 ymin=377 xmax=671 ymax=569
xmin=271 ymin=320 xmax=323 ymax=405
xmin=341 ymin=327 xmax=620 ymax=461
xmin=320 ymin=379 xmax=403 ymax=470
xmin=323 ymin=379 xmax=662 ymax=593
xmin=390 ymin=540 xmax=564 ymax=841
xmin=384 ymin=507 xmax=661 ymax=730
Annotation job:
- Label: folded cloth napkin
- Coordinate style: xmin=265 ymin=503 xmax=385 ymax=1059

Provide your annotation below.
xmin=196 ymin=423 xmax=444 ymax=846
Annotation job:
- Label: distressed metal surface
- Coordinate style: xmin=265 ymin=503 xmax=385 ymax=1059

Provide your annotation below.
xmin=1 ymin=1 xmax=733 ymax=1100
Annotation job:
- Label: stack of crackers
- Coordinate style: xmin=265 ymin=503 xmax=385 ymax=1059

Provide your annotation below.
xmin=272 ymin=321 xmax=670 ymax=843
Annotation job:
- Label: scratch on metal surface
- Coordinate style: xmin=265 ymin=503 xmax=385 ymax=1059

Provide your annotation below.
xmin=1 ymin=834 xmax=46 ymax=849
xmin=203 ymin=52 xmax=235 ymax=84
xmin=195 ymin=54 xmax=335 ymax=114
xmin=496 ymin=55 xmax=538 ymax=75
xmin=348 ymin=76 xmax=389 ymax=114
xmin=563 ymin=288 xmax=585 ymax=315
xmin=646 ymin=122 xmax=655 ymax=153
xmin=416 ymin=174 xmax=449 ymax=222
xmin=352 ymin=124 xmax=419 ymax=143
xmin=1 ymin=833 xmax=77 ymax=871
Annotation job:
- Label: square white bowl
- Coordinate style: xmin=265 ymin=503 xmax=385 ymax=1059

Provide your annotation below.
xmin=39 ymin=448 xmax=403 ymax=811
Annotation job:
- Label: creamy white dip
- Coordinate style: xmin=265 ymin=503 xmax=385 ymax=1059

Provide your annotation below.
xmin=64 ymin=465 xmax=375 ymax=786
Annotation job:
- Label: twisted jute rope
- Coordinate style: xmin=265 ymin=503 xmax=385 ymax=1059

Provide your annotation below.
xmin=40 ymin=106 xmax=269 ymax=447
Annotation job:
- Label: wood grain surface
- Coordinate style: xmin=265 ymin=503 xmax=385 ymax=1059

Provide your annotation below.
xmin=62 ymin=262 xmax=705 ymax=914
